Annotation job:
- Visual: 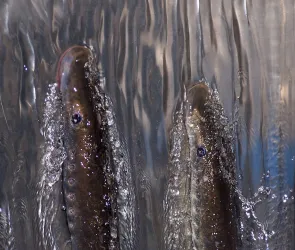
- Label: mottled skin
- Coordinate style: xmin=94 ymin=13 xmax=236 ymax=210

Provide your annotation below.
xmin=186 ymin=82 xmax=241 ymax=249
xmin=57 ymin=46 xmax=116 ymax=250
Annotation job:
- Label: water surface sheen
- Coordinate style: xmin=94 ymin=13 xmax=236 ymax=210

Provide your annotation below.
xmin=0 ymin=0 xmax=294 ymax=249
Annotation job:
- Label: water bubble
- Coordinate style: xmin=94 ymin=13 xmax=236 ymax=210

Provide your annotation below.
xmin=111 ymin=227 xmax=117 ymax=239
xmin=106 ymin=110 xmax=114 ymax=125
xmin=258 ymin=186 xmax=264 ymax=193
xmin=173 ymin=190 xmax=180 ymax=196
xmin=115 ymin=140 xmax=120 ymax=148
xmin=108 ymin=118 xmax=114 ymax=126
xmin=283 ymin=194 xmax=288 ymax=203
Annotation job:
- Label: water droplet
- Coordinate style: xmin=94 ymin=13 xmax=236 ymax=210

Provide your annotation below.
xmin=283 ymin=194 xmax=288 ymax=203
xmin=173 ymin=190 xmax=180 ymax=196
xmin=265 ymin=187 xmax=271 ymax=195
xmin=108 ymin=119 xmax=114 ymax=126
xmin=111 ymin=227 xmax=117 ymax=239
xmin=106 ymin=110 xmax=114 ymax=125
xmin=115 ymin=140 xmax=120 ymax=148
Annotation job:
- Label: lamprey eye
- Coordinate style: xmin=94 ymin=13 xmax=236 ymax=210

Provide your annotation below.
xmin=197 ymin=146 xmax=207 ymax=157
xmin=71 ymin=113 xmax=82 ymax=124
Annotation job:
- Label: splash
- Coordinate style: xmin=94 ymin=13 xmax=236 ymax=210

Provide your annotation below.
xmin=91 ymin=72 xmax=137 ymax=250
xmin=37 ymin=82 xmax=67 ymax=249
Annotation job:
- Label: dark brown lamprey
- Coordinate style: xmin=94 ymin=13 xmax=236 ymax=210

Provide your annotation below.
xmin=164 ymin=81 xmax=241 ymax=250
xmin=56 ymin=46 xmax=118 ymax=250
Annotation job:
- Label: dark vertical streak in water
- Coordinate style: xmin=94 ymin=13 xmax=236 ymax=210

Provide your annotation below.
xmin=196 ymin=4 xmax=204 ymax=79
xmin=175 ymin=0 xmax=183 ymax=85
xmin=208 ymin=0 xmax=217 ymax=50
xmin=232 ymin=4 xmax=244 ymax=190
xmin=162 ymin=51 xmax=168 ymax=116
xmin=145 ymin=0 xmax=151 ymax=30
xmin=117 ymin=14 xmax=126 ymax=85
xmin=182 ymin=1 xmax=191 ymax=81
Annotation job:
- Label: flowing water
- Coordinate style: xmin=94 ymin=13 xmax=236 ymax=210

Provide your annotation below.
xmin=0 ymin=0 xmax=294 ymax=249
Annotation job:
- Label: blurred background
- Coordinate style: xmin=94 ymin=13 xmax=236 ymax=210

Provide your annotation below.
xmin=0 ymin=0 xmax=294 ymax=249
